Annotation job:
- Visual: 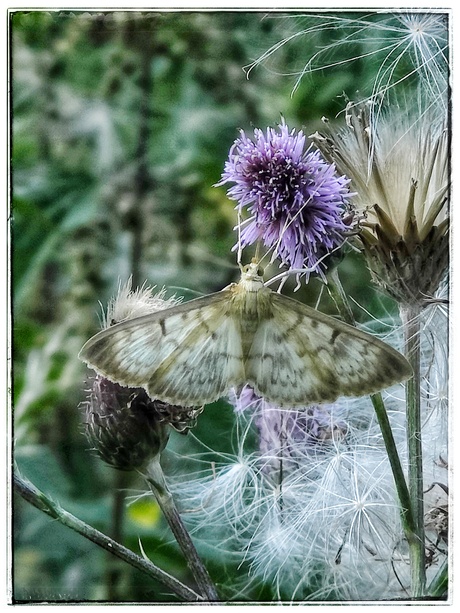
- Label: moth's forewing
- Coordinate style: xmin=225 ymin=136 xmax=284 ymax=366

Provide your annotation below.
xmin=79 ymin=290 xmax=241 ymax=404
xmin=245 ymin=291 xmax=412 ymax=406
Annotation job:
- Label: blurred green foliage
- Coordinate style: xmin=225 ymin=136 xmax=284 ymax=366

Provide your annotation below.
xmin=12 ymin=10 xmax=404 ymax=603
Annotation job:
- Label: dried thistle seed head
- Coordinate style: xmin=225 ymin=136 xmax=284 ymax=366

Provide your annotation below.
xmin=103 ymin=277 xmax=182 ymax=327
xmin=83 ymin=374 xmax=170 ymax=471
xmin=232 ymin=385 xmax=348 ymax=478
xmin=359 ymin=208 xmax=449 ymax=306
xmin=311 ymin=103 xmax=449 ymax=306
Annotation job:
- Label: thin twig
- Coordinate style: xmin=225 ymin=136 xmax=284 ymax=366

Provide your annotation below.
xmin=13 ymin=471 xmax=204 ymax=603
xmin=144 ymin=459 xmax=219 ymax=602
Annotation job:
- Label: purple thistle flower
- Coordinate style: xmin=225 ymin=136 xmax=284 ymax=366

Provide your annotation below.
xmin=232 ymin=385 xmax=348 ymax=474
xmin=217 ymin=120 xmax=353 ymax=279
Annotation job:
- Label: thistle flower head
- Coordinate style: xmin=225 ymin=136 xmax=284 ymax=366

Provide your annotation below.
xmin=217 ymin=120 xmax=353 ymax=280
xmin=311 ymin=103 xmax=449 ymax=305
xmin=233 ymin=385 xmax=347 ymax=476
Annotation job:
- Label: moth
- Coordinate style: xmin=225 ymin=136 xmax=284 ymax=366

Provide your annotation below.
xmin=79 ymin=261 xmax=412 ymax=408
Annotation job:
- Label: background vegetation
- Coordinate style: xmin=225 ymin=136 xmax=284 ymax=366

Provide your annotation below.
xmin=12 ymin=10 xmax=413 ymax=602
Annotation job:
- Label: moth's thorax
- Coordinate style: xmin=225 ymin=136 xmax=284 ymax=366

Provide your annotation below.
xmin=230 ymin=264 xmax=273 ymax=329
xmin=229 ymin=275 xmax=272 ymax=361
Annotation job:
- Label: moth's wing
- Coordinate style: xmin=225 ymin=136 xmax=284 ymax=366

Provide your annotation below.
xmin=246 ymin=292 xmax=412 ymax=407
xmin=79 ymin=290 xmax=245 ymax=406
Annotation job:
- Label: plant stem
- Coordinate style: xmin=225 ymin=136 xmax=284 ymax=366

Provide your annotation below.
xmin=426 ymin=557 xmax=448 ymax=598
xmin=105 ymin=472 xmax=131 ymax=600
xmin=13 ymin=471 xmax=204 ymax=603
xmin=144 ymin=459 xmax=219 ymax=602
xmin=400 ymin=303 xmax=426 ymax=597
xmin=327 ymin=267 xmax=356 ymax=324
xmin=369 ymin=392 xmax=417 ymax=536
xmin=326 ymin=272 xmax=418 ymax=539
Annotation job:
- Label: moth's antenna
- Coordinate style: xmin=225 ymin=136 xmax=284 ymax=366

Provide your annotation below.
xmin=236 ymin=209 xmax=244 ymax=271
xmin=254 ymin=240 xmax=261 ymax=263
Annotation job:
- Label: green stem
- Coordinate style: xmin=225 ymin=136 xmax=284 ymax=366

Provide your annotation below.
xmin=277 ymin=412 xmax=286 ymax=515
xmin=105 ymin=472 xmax=131 ymax=600
xmin=426 ymin=557 xmax=448 ymax=598
xmin=400 ymin=304 xmax=426 ymax=597
xmin=369 ymin=392 xmax=417 ymax=537
xmin=144 ymin=459 xmax=219 ymax=602
xmin=326 ymin=272 xmax=418 ymax=540
xmin=13 ymin=471 xmax=204 ymax=602
xmin=327 ymin=267 xmax=356 ymax=324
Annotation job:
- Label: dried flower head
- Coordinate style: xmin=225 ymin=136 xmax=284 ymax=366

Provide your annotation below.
xmin=234 ymin=385 xmax=347 ymax=476
xmin=311 ymin=103 xmax=449 ymax=305
xmin=103 ymin=277 xmax=182 ymax=328
xmin=245 ymin=12 xmax=449 ymax=119
xmin=216 ymin=120 xmax=353 ymax=280
xmin=171 ymin=389 xmax=410 ymax=600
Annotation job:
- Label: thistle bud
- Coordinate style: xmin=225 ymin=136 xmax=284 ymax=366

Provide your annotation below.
xmin=154 ymin=402 xmax=204 ymax=434
xmin=80 ymin=279 xmax=204 ymax=470
xmin=83 ymin=374 xmax=170 ymax=471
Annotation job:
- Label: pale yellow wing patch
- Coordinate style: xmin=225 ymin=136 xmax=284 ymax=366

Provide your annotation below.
xmin=246 ymin=292 xmax=412 ymax=407
xmin=79 ymin=290 xmax=245 ymax=405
